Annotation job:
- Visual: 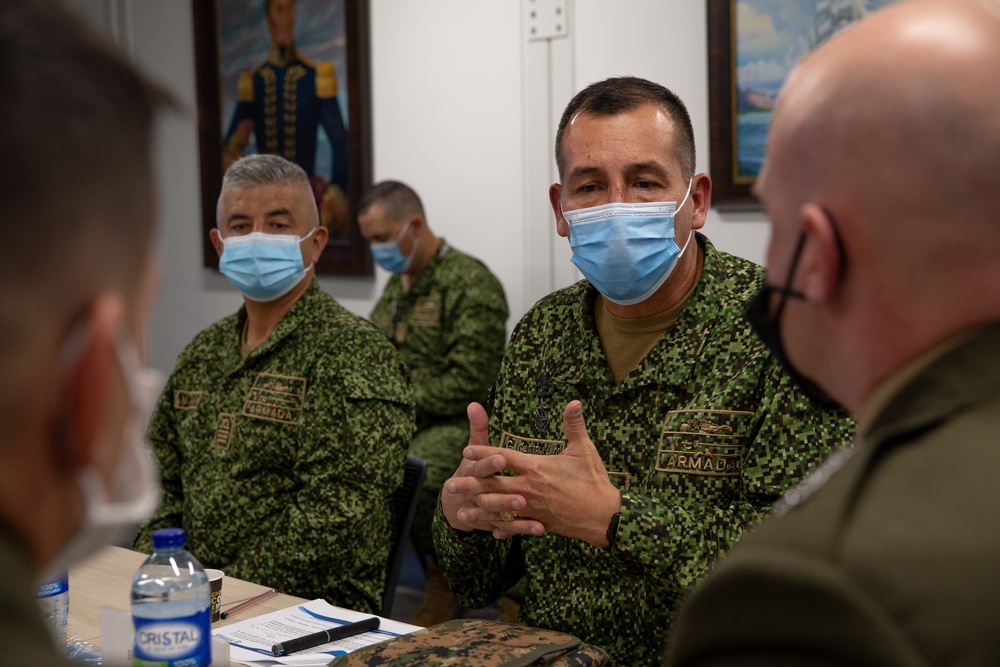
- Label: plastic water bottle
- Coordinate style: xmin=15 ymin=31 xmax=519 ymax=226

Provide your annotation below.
xmin=35 ymin=572 xmax=69 ymax=652
xmin=131 ymin=528 xmax=211 ymax=667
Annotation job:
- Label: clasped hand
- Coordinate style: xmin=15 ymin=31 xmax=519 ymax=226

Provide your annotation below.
xmin=441 ymin=400 xmax=621 ymax=547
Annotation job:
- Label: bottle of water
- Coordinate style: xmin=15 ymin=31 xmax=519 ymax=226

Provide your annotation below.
xmin=35 ymin=572 xmax=69 ymax=652
xmin=131 ymin=528 xmax=211 ymax=667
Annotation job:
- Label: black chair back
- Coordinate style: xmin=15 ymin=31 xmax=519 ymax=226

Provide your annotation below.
xmin=381 ymin=455 xmax=427 ymax=618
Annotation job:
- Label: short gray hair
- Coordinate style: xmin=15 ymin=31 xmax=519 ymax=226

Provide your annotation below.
xmin=222 ymin=154 xmax=311 ymax=191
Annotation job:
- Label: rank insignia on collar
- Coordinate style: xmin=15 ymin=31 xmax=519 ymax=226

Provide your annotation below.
xmin=534 ymin=375 xmax=555 ymax=398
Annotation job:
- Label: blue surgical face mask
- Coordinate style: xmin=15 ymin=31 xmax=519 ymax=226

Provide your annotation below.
xmin=370 ymin=219 xmax=418 ymax=274
xmin=563 ymin=179 xmax=694 ymax=306
xmin=218 ymin=228 xmax=316 ymax=302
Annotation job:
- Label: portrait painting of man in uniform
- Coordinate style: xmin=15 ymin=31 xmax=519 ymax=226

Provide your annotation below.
xmin=194 ymin=0 xmax=374 ymax=276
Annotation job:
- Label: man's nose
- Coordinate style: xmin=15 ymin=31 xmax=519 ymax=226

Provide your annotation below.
xmin=608 ymin=182 xmax=631 ymax=203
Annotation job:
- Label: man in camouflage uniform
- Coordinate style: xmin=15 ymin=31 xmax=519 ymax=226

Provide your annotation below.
xmin=433 ymin=77 xmax=855 ymax=665
xmin=136 ymin=155 xmax=413 ymax=615
xmin=359 ymin=180 xmax=508 ymax=625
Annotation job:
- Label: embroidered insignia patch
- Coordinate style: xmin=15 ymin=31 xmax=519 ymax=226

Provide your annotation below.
xmin=499 ymin=432 xmax=630 ymax=489
xmin=655 ymin=409 xmax=753 ymax=476
xmin=499 ymin=431 xmax=565 ymax=456
xmin=409 ymin=295 xmax=441 ymax=328
xmin=174 ymin=390 xmax=203 ymax=410
xmin=212 ymin=413 xmax=237 ymax=451
xmin=532 ymin=374 xmax=555 ymax=435
xmin=241 ymin=373 xmax=306 ymax=424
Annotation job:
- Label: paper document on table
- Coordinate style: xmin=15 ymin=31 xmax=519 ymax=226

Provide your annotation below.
xmin=212 ymin=598 xmax=420 ymax=666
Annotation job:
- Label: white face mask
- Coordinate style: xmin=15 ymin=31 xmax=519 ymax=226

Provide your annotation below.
xmin=39 ymin=337 xmax=162 ymax=583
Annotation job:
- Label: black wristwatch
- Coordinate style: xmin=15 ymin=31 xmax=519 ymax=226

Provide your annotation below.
xmin=605 ymin=512 xmax=622 ymax=550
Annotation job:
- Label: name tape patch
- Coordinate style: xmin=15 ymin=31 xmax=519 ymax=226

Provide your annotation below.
xmin=499 ymin=431 xmax=629 ymax=489
xmin=174 ymin=390 xmax=203 ymax=410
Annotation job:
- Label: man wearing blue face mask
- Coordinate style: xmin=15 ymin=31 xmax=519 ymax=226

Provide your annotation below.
xmin=358 ymin=180 xmax=508 ymax=626
xmin=433 ymin=76 xmax=855 ymax=665
xmin=135 ymin=154 xmax=415 ymax=615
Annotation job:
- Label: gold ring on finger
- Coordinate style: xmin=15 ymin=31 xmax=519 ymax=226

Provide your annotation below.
xmin=498 ymin=510 xmax=518 ymax=521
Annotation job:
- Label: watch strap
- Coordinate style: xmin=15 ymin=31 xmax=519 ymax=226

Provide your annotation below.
xmin=605 ymin=512 xmax=622 ymax=549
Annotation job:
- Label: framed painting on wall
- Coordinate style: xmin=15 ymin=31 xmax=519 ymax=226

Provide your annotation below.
xmin=707 ymin=0 xmax=899 ymax=211
xmin=193 ymin=0 xmax=373 ymax=275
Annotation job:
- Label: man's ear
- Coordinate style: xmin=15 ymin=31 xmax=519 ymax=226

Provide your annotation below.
xmin=307 ymin=224 xmax=329 ymax=265
xmin=210 ymin=228 xmax=224 ymax=258
xmin=689 ymin=173 xmax=712 ymax=231
xmin=549 ymin=183 xmax=569 ymax=238
xmin=799 ymin=203 xmax=843 ymax=303
xmin=60 ymin=293 xmax=127 ymax=472
xmin=408 ymin=215 xmax=425 ymax=235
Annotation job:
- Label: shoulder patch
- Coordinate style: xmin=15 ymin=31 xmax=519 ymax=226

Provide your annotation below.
xmin=316 ymin=61 xmax=337 ymax=98
xmin=237 ymin=71 xmax=254 ymax=102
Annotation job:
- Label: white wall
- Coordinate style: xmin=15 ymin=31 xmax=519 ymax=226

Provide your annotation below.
xmin=368 ymin=0 xmax=526 ymax=332
xmin=571 ymin=2 xmax=771 ymax=264
xmin=67 ymin=0 xmax=770 ymax=373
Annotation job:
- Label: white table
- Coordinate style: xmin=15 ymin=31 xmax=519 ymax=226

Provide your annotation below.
xmin=69 ymin=545 xmax=308 ymax=665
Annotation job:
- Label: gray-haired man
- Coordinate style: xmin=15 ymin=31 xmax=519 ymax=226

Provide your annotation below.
xmin=136 ymin=154 xmax=414 ymax=615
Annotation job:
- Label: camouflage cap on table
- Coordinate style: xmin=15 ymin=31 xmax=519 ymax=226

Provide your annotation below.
xmin=328 ymin=620 xmax=608 ymax=666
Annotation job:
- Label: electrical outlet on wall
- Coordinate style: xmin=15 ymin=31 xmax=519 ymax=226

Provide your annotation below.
xmin=524 ymin=0 xmax=568 ymax=42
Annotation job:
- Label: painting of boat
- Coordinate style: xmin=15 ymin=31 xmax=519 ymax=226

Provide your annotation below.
xmin=733 ymin=0 xmax=895 ymax=179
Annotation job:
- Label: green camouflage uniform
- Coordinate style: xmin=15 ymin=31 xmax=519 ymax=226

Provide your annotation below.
xmin=371 ymin=241 xmax=508 ymax=555
xmin=135 ymin=280 xmax=414 ymax=615
xmin=432 ymin=236 xmax=855 ymax=666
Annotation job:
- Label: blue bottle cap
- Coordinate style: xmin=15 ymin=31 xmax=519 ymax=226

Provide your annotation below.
xmin=151 ymin=527 xmax=187 ymax=549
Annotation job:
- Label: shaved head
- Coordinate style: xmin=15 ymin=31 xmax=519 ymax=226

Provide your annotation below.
xmin=767 ymin=0 xmax=1000 ymax=241
xmin=756 ymin=0 xmax=1000 ymax=412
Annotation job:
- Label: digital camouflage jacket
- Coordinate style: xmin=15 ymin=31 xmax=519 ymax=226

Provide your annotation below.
xmin=136 ymin=280 xmax=414 ymax=614
xmin=432 ymin=236 xmax=855 ymax=666
xmin=371 ymin=242 xmax=508 ymax=554
xmin=370 ymin=241 xmax=508 ymax=430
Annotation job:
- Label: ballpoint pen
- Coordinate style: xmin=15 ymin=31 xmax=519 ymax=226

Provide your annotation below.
xmin=271 ymin=616 xmax=381 ymax=656
xmin=219 ymin=588 xmax=278 ymax=620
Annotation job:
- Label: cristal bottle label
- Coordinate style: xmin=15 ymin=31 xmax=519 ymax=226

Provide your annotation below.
xmin=132 ymin=607 xmax=211 ymax=666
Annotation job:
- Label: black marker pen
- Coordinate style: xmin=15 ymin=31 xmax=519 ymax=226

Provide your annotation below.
xmin=270 ymin=616 xmax=381 ymax=656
